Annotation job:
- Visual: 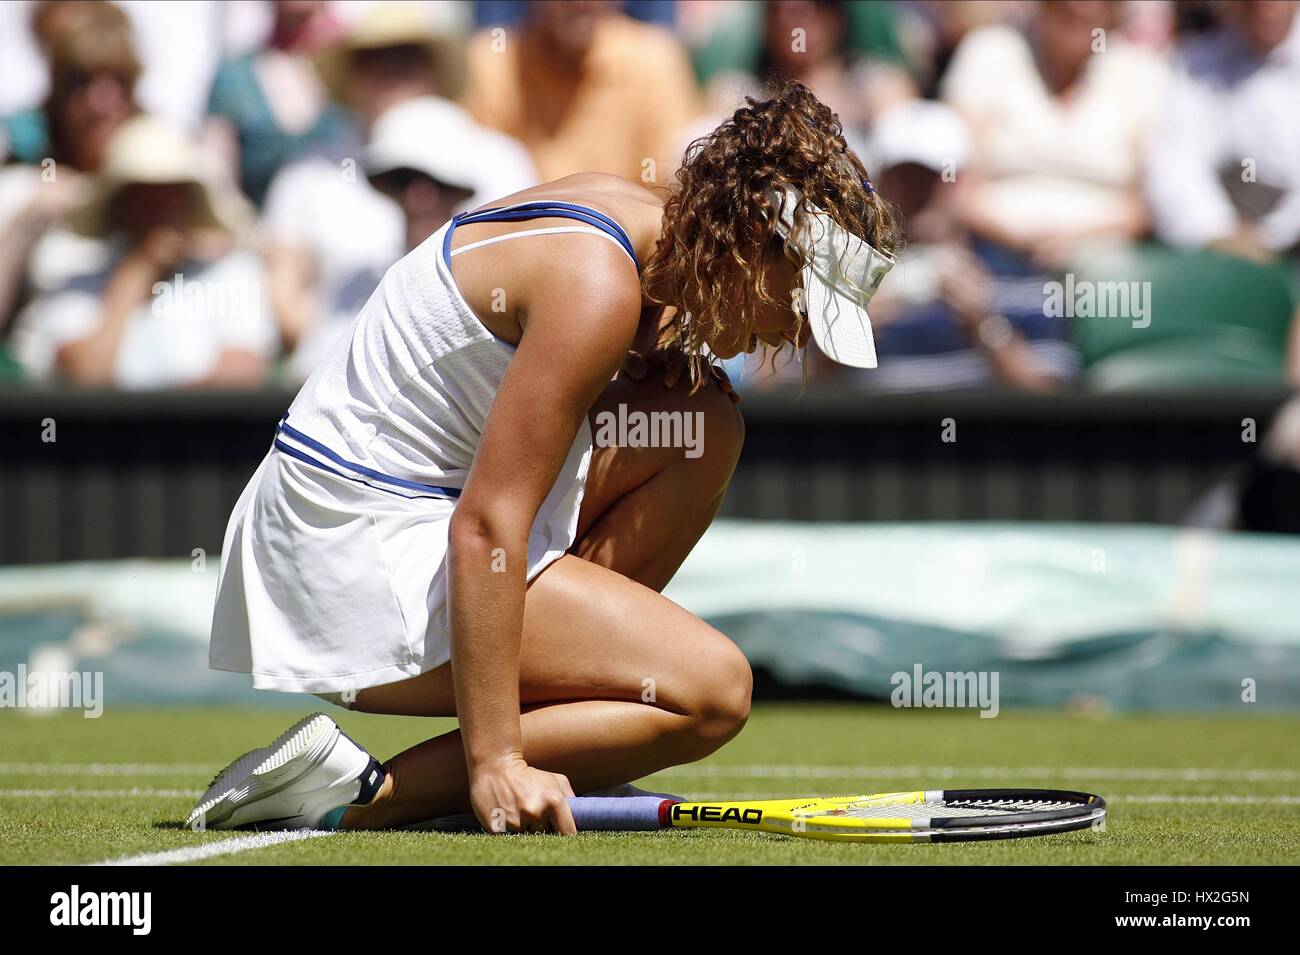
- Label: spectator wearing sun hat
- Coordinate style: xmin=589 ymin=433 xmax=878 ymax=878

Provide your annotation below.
xmin=311 ymin=0 xmax=468 ymax=127
xmin=9 ymin=114 xmax=275 ymax=389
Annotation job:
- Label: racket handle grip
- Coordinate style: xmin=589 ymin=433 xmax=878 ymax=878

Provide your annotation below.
xmin=566 ymin=796 xmax=673 ymax=831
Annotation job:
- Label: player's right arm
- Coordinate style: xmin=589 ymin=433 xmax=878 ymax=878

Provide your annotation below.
xmin=446 ymin=236 xmax=641 ymax=834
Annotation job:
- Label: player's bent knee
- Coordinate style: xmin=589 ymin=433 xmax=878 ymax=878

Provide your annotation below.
xmin=697 ymin=382 xmax=745 ymax=470
xmin=681 ymin=637 xmax=752 ymax=753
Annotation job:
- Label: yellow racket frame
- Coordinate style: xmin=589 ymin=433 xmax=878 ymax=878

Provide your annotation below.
xmin=661 ymin=790 xmax=1105 ymax=843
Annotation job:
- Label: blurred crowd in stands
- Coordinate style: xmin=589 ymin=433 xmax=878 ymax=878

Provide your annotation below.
xmin=0 ymin=0 xmax=1298 ymax=395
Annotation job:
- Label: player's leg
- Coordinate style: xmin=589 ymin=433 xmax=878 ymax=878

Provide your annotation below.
xmin=341 ymin=375 xmax=748 ymax=829
xmin=574 ymin=372 xmax=745 ymax=592
xmin=341 ymin=553 xmax=751 ymax=828
xmin=350 ymin=369 xmax=743 ymax=724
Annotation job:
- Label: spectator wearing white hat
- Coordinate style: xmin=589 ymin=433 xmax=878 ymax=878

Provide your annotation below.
xmin=265 ymin=88 xmax=535 ymax=382
xmin=852 ymin=99 xmax=1077 ymax=392
xmin=364 ymin=95 xmax=537 ymax=254
xmin=9 ymin=114 xmax=275 ymax=389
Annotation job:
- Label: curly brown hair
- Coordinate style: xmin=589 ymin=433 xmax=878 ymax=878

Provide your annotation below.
xmin=641 ymin=81 xmax=904 ymax=386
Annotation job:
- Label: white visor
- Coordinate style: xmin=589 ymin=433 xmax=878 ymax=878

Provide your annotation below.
xmin=770 ymin=185 xmax=895 ymax=368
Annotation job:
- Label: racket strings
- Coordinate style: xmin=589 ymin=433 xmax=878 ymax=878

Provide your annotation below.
xmin=824 ymin=798 xmax=1078 ymax=819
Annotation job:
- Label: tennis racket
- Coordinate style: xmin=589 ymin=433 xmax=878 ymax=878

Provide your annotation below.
xmin=431 ymin=788 xmax=1106 ymax=842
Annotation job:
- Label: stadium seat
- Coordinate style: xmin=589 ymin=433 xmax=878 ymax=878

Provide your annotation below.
xmin=0 ymin=342 xmax=23 ymax=382
xmin=1070 ymin=243 xmax=1295 ymax=390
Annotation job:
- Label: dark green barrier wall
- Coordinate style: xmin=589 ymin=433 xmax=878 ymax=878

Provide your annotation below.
xmin=0 ymin=386 xmax=1288 ymax=564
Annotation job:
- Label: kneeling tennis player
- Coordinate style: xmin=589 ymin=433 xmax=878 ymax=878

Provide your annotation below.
xmin=189 ymin=82 xmax=900 ymax=835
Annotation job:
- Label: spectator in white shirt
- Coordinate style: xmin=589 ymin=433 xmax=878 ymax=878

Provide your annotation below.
xmin=941 ymin=0 xmax=1169 ymax=271
xmin=10 ymin=114 xmax=275 ymax=389
xmin=1145 ymin=0 xmax=1300 ymax=262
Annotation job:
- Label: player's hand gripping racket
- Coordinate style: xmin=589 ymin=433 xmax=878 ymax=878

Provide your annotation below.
xmin=431 ymin=789 xmax=1106 ymax=842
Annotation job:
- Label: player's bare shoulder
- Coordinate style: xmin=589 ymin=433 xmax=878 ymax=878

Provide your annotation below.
xmin=505 ymin=173 xmax=663 ymax=253
xmin=452 ymin=173 xmax=655 ymax=345
xmin=572 ymin=173 xmax=665 ymax=230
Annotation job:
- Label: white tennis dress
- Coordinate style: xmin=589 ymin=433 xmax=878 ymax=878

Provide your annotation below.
xmin=209 ymin=201 xmax=640 ymax=694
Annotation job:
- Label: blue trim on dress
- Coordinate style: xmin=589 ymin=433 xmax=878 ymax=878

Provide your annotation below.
xmin=442 ymin=200 xmax=639 ymax=269
xmin=274 ymin=418 xmax=461 ymax=500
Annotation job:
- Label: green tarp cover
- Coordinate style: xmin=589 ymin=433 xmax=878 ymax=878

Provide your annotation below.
xmin=2 ymin=523 xmax=1298 ymax=710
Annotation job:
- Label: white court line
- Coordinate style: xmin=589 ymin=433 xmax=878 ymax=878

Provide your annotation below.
xmin=1113 ymin=794 xmax=1300 ymax=805
xmin=0 ymin=788 xmax=200 ymax=798
xmin=90 ymin=830 xmax=334 ymax=867
xmin=5 ymin=788 xmax=1300 ymax=806
xmin=0 ymin=763 xmax=212 ymax=776
xmin=8 ymin=763 xmax=1300 ymax=781
xmin=653 ymin=765 xmax=1300 ymax=782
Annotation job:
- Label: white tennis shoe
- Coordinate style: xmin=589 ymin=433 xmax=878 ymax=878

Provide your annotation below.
xmin=186 ymin=713 xmax=385 ymax=831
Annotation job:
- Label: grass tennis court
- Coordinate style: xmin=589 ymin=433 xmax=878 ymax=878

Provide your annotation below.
xmin=2 ymin=704 xmax=1297 ymax=866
